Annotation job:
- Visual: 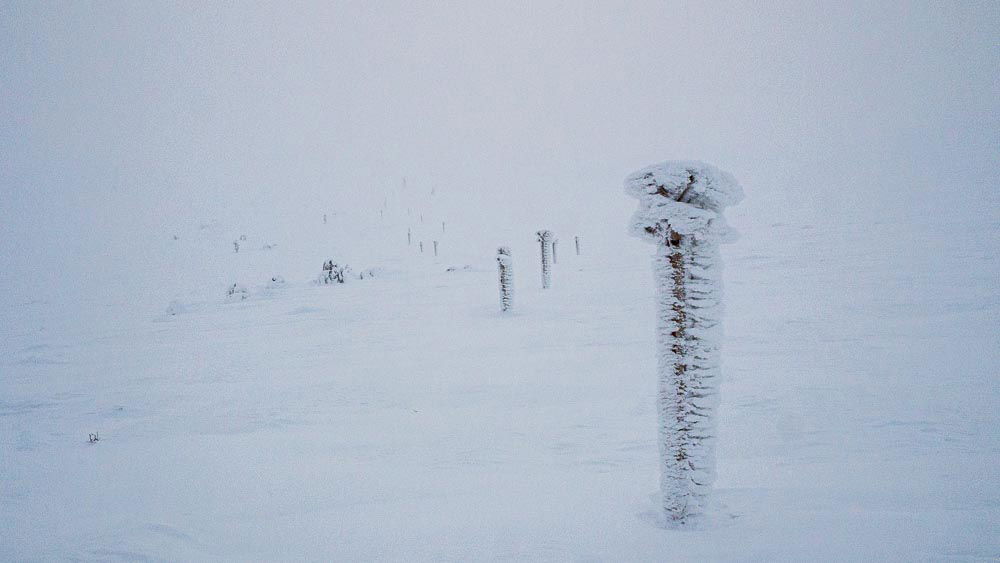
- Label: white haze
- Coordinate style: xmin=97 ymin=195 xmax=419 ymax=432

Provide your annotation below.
xmin=3 ymin=1 xmax=998 ymax=302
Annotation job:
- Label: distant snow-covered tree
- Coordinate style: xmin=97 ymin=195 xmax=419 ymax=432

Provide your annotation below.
xmin=497 ymin=246 xmax=514 ymax=312
xmin=536 ymin=230 xmax=555 ymax=289
xmin=625 ymin=160 xmax=743 ymax=526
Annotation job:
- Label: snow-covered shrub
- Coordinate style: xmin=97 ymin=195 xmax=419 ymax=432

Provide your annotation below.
xmin=320 ymin=260 xmax=350 ymax=284
xmin=356 ymin=268 xmax=378 ymax=280
xmin=496 ymin=247 xmax=514 ymax=312
xmin=266 ymin=275 xmax=286 ymax=289
xmin=226 ymin=283 xmax=249 ymax=300
xmin=536 ymin=230 xmax=555 ymax=289
xmin=233 ymin=240 xmax=240 ymax=253
xmin=625 ymin=160 xmax=743 ymax=526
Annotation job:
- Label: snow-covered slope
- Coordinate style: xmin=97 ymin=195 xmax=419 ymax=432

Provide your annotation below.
xmin=2 ymin=198 xmax=997 ymax=560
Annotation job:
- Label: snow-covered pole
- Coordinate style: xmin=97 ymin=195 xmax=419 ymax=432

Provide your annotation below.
xmin=496 ymin=246 xmax=514 ymax=312
xmin=625 ymin=161 xmax=743 ymax=526
xmin=407 ymin=228 xmax=412 ymax=246
xmin=419 ymin=241 xmax=424 ymax=253
xmin=552 ymin=238 xmax=559 ymax=264
xmin=536 ymin=230 xmax=555 ymax=289
xmin=575 ymin=236 xmax=581 ymax=256
xmin=433 ymin=240 xmax=438 ymax=256
xmin=442 ymin=221 xmax=446 ymax=233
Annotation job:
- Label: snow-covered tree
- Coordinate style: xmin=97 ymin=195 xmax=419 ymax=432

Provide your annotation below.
xmin=536 ymin=230 xmax=555 ymax=289
xmin=496 ymin=246 xmax=514 ymax=312
xmin=625 ymin=160 xmax=743 ymax=526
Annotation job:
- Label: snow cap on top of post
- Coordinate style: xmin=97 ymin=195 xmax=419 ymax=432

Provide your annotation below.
xmin=625 ymin=160 xmax=743 ymax=244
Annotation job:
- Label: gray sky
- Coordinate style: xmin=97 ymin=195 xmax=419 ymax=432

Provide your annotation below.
xmin=2 ymin=1 xmax=997 ymax=292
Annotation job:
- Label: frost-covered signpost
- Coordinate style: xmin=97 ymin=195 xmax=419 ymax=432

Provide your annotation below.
xmin=496 ymin=246 xmax=514 ymax=312
xmin=625 ymin=161 xmax=743 ymax=526
xmin=536 ymin=230 xmax=555 ymax=289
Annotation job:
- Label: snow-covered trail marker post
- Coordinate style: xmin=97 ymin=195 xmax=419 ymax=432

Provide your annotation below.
xmin=537 ymin=230 xmax=555 ymax=289
xmin=625 ymin=161 xmax=743 ymax=526
xmin=497 ymin=246 xmax=514 ymax=312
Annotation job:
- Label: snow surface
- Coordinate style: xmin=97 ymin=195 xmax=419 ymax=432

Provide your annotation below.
xmin=2 ymin=201 xmax=997 ymax=561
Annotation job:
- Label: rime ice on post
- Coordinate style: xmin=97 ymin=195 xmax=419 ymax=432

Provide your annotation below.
xmin=496 ymin=247 xmax=514 ymax=312
xmin=575 ymin=236 xmax=581 ymax=256
xmin=433 ymin=240 xmax=439 ymax=256
xmin=625 ymin=160 xmax=743 ymax=526
xmin=536 ymin=230 xmax=555 ymax=289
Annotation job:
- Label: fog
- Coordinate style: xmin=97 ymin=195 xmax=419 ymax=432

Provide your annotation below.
xmin=2 ymin=1 xmax=997 ymax=297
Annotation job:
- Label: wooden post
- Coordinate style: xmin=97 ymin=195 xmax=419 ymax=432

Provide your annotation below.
xmin=497 ymin=247 xmax=514 ymax=312
xmin=536 ymin=230 xmax=555 ymax=289
xmin=625 ymin=161 xmax=743 ymax=526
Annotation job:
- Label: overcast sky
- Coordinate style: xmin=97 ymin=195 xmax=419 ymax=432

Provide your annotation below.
xmin=2 ymin=1 xmax=997 ymax=290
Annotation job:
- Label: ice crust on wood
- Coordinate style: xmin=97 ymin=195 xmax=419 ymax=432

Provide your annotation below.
xmin=626 ymin=160 xmax=743 ymax=244
xmin=625 ymin=160 xmax=742 ymax=525
xmin=496 ymin=246 xmax=514 ymax=312
xmin=537 ymin=230 xmax=555 ymax=289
